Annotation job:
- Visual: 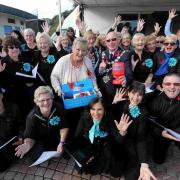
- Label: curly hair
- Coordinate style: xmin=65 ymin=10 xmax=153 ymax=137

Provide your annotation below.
xmin=2 ymin=36 xmax=20 ymax=53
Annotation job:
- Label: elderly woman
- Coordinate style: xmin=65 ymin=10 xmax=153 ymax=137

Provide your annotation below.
xmin=20 ymin=28 xmax=38 ymax=59
xmin=154 ymin=35 xmax=180 ymax=90
xmin=95 ymin=34 xmax=106 ymax=53
xmin=0 ymin=36 xmax=35 ymax=120
xmin=156 ymin=36 xmax=165 ymax=49
xmin=120 ymin=33 xmax=133 ymax=51
xmin=145 ymin=35 xmax=159 ymax=55
xmin=55 ymin=35 xmax=70 ymax=56
xmin=33 ymin=32 xmax=60 ymax=86
xmin=130 ymin=33 xmax=156 ymax=85
xmin=51 ymin=37 xmax=100 ymax=138
xmin=0 ymin=87 xmax=23 ymax=171
xmin=15 ymin=86 xmax=69 ymax=160
xmin=83 ymin=31 xmax=100 ymax=71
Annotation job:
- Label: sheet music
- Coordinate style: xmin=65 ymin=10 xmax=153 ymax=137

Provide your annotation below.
xmin=29 ymin=151 xmax=61 ymax=167
xmin=15 ymin=64 xmax=38 ymax=78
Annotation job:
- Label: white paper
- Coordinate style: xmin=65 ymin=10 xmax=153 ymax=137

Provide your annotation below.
xmin=145 ymin=83 xmax=155 ymax=94
xmin=29 ymin=151 xmax=60 ymax=167
xmin=16 ymin=64 xmax=38 ymax=78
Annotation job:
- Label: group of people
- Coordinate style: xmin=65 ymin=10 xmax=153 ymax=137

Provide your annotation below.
xmin=0 ymin=7 xmax=180 ymax=180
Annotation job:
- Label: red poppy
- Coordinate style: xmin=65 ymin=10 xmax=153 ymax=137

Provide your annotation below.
xmin=160 ymin=58 xmax=164 ymax=64
xmin=69 ymin=82 xmax=74 ymax=89
xmin=114 ymin=51 xmax=121 ymax=57
xmin=176 ymin=95 xmax=180 ymax=100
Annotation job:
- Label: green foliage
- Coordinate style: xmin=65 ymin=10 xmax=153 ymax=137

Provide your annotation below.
xmin=49 ymin=9 xmax=74 ymax=35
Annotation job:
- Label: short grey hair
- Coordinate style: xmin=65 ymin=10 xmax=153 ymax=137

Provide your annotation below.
xmin=24 ymin=28 xmax=35 ymax=37
xmin=34 ymin=86 xmax=54 ymax=104
xmin=72 ymin=37 xmax=88 ymax=49
xmin=36 ymin=32 xmax=53 ymax=49
xmin=132 ymin=33 xmax=145 ymax=46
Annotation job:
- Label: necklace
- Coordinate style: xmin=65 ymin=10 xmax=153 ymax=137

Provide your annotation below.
xmin=71 ymin=55 xmax=83 ymax=68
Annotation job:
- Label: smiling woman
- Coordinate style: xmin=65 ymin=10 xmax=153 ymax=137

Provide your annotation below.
xmin=154 ymin=35 xmax=180 ymax=89
xmin=15 ymin=86 xmax=69 ymax=160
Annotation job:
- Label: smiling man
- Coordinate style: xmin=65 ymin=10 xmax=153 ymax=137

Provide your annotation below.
xmin=148 ymin=73 xmax=180 ymax=164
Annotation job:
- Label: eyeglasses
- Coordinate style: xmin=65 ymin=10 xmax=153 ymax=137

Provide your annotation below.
xmin=8 ymin=45 xmax=19 ymax=49
xmin=156 ymin=41 xmax=164 ymax=44
xmin=163 ymin=82 xmax=180 ymax=87
xmin=38 ymin=98 xmax=52 ymax=103
xmin=163 ymin=42 xmax=176 ymax=46
xmin=106 ymin=38 xmax=117 ymax=43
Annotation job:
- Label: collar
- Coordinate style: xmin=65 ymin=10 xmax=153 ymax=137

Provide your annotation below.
xmin=34 ymin=103 xmax=57 ymax=122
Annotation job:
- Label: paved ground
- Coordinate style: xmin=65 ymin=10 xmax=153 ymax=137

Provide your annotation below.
xmin=0 ymin=143 xmax=179 ymax=180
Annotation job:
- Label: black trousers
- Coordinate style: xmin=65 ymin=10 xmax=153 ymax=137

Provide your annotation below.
xmin=0 ymin=138 xmax=18 ymax=172
xmin=153 ymin=137 xmax=180 ymax=164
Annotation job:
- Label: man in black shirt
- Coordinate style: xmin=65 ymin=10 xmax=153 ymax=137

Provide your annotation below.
xmin=148 ymin=73 xmax=180 ymax=164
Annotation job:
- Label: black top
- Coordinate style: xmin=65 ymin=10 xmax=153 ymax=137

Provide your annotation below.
xmin=130 ymin=50 xmax=157 ymax=83
xmin=0 ymin=102 xmax=23 ymax=140
xmin=24 ymin=102 xmax=68 ymax=144
xmin=74 ymin=110 xmax=122 ymax=144
xmin=148 ymin=92 xmax=180 ymax=137
xmin=33 ymin=46 xmax=60 ymax=86
xmin=154 ymin=50 xmax=180 ymax=85
xmin=0 ymin=55 xmax=35 ymax=106
xmin=20 ymin=43 xmax=38 ymax=62
xmin=114 ymin=100 xmax=149 ymax=164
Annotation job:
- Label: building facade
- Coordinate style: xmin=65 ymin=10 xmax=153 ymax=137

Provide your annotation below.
xmin=0 ymin=4 xmax=37 ymax=37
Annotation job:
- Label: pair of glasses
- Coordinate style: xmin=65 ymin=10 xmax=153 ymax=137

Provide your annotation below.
xmin=8 ymin=45 xmax=19 ymax=49
xmin=38 ymin=98 xmax=52 ymax=103
xmin=163 ymin=42 xmax=176 ymax=46
xmin=163 ymin=82 xmax=180 ymax=87
xmin=106 ymin=38 xmax=117 ymax=43
xmin=156 ymin=41 xmax=164 ymax=44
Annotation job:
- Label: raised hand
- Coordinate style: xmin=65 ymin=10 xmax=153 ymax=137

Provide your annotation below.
xmin=168 ymin=9 xmax=178 ymax=20
xmin=112 ymin=15 xmax=122 ymax=29
xmin=41 ymin=21 xmax=51 ymax=34
xmin=154 ymin=22 xmax=161 ymax=35
xmin=136 ymin=18 xmax=145 ymax=32
xmin=112 ymin=88 xmax=127 ymax=104
xmin=131 ymin=55 xmax=139 ymax=71
xmin=0 ymin=61 xmax=6 ymax=72
xmin=114 ymin=114 xmax=133 ymax=136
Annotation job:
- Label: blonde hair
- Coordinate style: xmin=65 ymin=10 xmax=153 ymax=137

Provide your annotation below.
xmin=36 ymin=32 xmax=52 ymax=49
xmin=95 ymin=34 xmax=105 ymax=46
xmin=164 ymin=34 xmax=178 ymax=43
xmin=34 ymin=86 xmax=54 ymax=104
xmin=83 ymin=31 xmax=96 ymax=39
xmin=145 ymin=35 xmax=156 ymax=44
xmin=121 ymin=33 xmax=131 ymax=40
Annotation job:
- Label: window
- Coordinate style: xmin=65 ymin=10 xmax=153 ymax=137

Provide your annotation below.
xmin=20 ymin=21 xmax=24 ymax=25
xmin=15 ymin=26 xmax=21 ymax=31
xmin=8 ymin=18 xmax=15 ymax=24
xmin=4 ymin=25 xmax=12 ymax=35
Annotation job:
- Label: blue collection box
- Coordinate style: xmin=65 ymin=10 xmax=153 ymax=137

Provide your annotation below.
xmin=61 ymin=79 xmax=97 ymax=109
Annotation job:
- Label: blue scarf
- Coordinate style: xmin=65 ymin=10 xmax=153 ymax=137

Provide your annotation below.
xmin=89 ymin=120 xmax=108 ymax=143
xmin=155 ymin=51 xmax=174 ymax=76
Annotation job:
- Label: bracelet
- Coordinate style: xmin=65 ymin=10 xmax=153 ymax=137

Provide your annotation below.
xmin=59 ymin=141 xmax=65 ymax=145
